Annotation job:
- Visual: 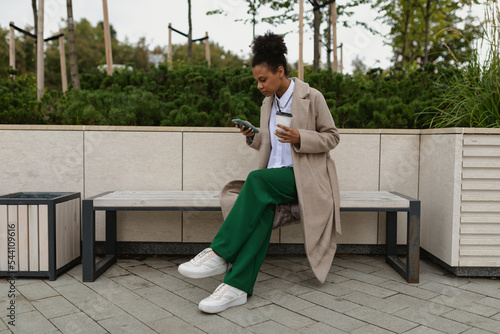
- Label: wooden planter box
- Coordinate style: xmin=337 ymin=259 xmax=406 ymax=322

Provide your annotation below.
xmin=0 ymin=192 xmax=81 ymax=280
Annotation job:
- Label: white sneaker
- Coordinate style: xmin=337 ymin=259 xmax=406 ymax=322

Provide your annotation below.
xmin=198 ymin=283 xmax=247 ymax=313
xmin=178 ymin=248 xmax=228 ymax=279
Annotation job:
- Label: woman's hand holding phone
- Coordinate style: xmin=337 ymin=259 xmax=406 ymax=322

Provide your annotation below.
xmin=232 ymin=119 xmax=258 ymax=137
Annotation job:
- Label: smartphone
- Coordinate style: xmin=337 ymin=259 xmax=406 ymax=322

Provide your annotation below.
xmin=232 ymin=119 xmax=260 ymax=133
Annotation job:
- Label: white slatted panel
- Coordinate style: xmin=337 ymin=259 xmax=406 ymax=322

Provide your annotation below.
xmin=56 ymin=203 xmax=65 ymax=269
xmin=74 ymin=199 xmax=81 ymax=258
xmin=38 ymin=205 xmax=49 ymax=271
xmin=28 ymin=205 xmax=39 ymax=271
xmin=463 ymin=157 xmax=500 ymax=168
xmin=463 ymin=146 xmax=500 ymax=157
xmin=56 ymin=199 xmax=80 ymax=269
xmin=63 ymin=200 xmax=72 ymax=267
xmin=18 ymin=205 xmax=29 ymax=271
xmin=460 ymin=135 xmax=500 ymax=267
xmin=462 ymin=179 xmax=500 ymax=190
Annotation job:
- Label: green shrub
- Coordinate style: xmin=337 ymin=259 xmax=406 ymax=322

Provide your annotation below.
xmin=2 ymin=59 xmax=495 ymax=129
xmin=420 ymin=54 xmax=500 ymax=128
xmin=418 ymin=2 xmax=500 ymax=128
xmin=49 ymin=86 xmax=167 ymax=126
xmin=0 ymin=73 xmax=46 ymax=124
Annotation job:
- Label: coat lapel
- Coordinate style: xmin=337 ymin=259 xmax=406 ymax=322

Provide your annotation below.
xmin=261 ymin=96 xmax=273 ymax=132
xmin=258 ymin=96 xmax=273 ymax=170
xmin=289 ymin=78 xmax=310 ymax=130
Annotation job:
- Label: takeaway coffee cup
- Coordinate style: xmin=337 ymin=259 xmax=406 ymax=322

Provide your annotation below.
xmin=275 ymin=111 xmax=293 ymax=140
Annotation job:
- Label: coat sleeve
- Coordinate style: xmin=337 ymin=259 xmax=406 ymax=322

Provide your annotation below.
xmin=293 ymin=89 xmax=340 ymax=154
xmin=246 ymin=132 xmax=261 ymax=150
xmin=247 ymin=97 xmax=271 ymax=151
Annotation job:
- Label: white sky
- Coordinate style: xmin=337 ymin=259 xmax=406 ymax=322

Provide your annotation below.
xmin=1 ymin=0 xmax=485 ymax=73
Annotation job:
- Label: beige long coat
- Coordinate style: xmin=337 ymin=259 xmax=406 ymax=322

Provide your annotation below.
xmin=221 ymin=78 xmax=341 ymax=283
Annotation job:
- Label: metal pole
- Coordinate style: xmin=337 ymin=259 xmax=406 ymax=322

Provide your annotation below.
xmin=205 ymin=32 xmax=211 ymax=67
xmin=102 ymin=0 xmax=113 ymax=75
xmin=37 ymin=0 xmax=45 ymax=100
xmin=331 ymin=1 xmax=338 ymax=73
xmin=9 ymin=22 xmax=15 ymax=77
xmin=318 ymin=36 xmax=322 ymax=68
xmin=298 ymin=0 xmax=304 ymax=80
xmin=59 ymin=29 xmax=68 ymax=92
xmin=67 ymin=0 xmax=81 ymax=89
xmin=340 ymin=43 xmax=343 ymax=73
xmin=168 ymin=23 xmax=173 ymax=68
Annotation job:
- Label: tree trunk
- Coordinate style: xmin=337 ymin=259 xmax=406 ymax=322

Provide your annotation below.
xmin=59 ymin=29 xmax=68 ymax=92
xmin=251 ymin=0 xmax=257 ymax=40
xmin=37 ymin=0 xmax=44 ymax=100
xmin=32 ymin=0 xmax=37 ymax=73
xmin=67 ymin=0 xmax=80 ymax=89
xmin=313 ymin=8 xmax=320 ymax=72
xmin=326 ymin=5 xmax=332 ymax=69
xmin=401 ymin=7 xmax=411 ymax=67
xmin=332 ymin=1 xmax=338 ymax=72
xmin=102 ymin=0 xmax=113 ymax=75
xmin=187 ymin=0 xmax=192 ymax=63
xmin=9 ymin=23 xmax=15 ymax=74
xmin=298 ymin=0 xmax=304 ymax=80
xmin=252 ymin=12 xmax=256 ymax=41
xmin=423 ymin=0 xmax=432 ymax=64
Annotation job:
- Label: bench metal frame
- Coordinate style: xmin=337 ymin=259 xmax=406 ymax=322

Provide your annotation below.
xmin=82 ymin=191 xmax=420 ymax=283
xmin=340 ymin=192 xmax=420 ymax=283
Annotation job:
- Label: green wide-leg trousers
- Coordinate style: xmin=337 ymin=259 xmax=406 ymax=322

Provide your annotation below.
xmin=210 ymin=167 xmax=297 ymax=295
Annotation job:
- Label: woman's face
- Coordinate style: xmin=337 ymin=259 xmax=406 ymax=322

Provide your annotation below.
xmin=252 ymin=64 xmax=286 ymax=97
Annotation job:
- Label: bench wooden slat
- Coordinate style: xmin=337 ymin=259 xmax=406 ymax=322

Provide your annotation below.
xmin=93 ymin=191 xmax=221 ymax=208
xmin=340 ymin=191 xmax=410 ymax=209
xmin=92 ymin=190 xmax=411 ymax=209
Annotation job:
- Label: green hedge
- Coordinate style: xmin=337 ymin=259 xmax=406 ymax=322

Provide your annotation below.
xmin=0 ymin=63 xmax=469 ymax=128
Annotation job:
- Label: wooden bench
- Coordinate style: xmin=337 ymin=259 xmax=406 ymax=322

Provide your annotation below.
xmin=82 ymin=190 xmax=420 ymax=283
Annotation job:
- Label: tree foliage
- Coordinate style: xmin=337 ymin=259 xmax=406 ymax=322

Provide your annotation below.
xmin=372 ymin=0 xmax=482 ymax=67
xmin=0 ymin=19 xmax=245 ymax=91
xmin=1 ymin=3 xmax=496 ymax=129
xmin=206 ymin=0 xmax=371 ymax=70
xmin=171 ymin=41 xmax=245 ymax=69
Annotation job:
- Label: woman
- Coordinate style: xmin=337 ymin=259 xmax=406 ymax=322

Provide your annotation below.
xmin=178 ymin=31 xmax=341 ymax=314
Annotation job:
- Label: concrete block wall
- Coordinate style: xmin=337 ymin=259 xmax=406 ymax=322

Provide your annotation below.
xmin=0 ymin=125 xmax=419 ymax=246
xmin=1 ymin=125 xmax=499 ymax=268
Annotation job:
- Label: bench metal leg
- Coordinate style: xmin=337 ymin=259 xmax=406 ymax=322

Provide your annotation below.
xmin=82 ymin=199 xmax=96 ymax=282
xmin=385 ymin=211 xmax=409 ymax=281
xmin=82 ymin=203 xmax=117 ymax=282
xmin=386 ymin=212 xmax=397 ymax=257
xmin=90 ymin=210 xmax=117 ymax=281
xmin=106 ymin=210 xmax=117 ymax=256
xmin=385 ymin=204 xmax=420 ymax=283
xmin=406 ymin=200 xmax=420 ymax=283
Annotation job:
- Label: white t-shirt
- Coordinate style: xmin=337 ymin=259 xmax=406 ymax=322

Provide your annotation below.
xmin=267 ymin=79 xmax=295 ymax=169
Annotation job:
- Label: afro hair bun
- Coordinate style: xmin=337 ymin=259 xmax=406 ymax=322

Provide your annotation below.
xmin=252 ymin=31 xmax=288 ymax=58
xmin=251 ymin=31 xmax=290 ymax=76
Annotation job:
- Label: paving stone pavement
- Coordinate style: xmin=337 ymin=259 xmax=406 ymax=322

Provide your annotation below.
xmin=1 ymin=255 xmax=499 ymax=334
